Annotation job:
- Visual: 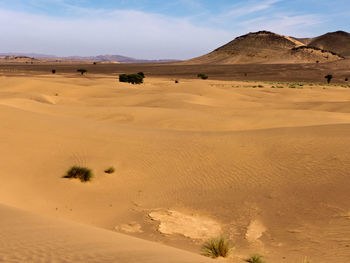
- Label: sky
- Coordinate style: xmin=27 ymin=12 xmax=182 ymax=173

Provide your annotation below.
xmin=0 ymin=0 xmax=349 ymax=59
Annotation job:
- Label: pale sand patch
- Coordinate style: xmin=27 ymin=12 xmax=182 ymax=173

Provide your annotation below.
xmin=246 ymin=220 xmax=267 ymax=242
xmin=115 ymin=222 xmax=143 ymax=233
xmin=149 ymin=210 xmax=221 ymax=240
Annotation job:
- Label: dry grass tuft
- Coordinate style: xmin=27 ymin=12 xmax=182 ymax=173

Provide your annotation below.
xmin=63 ymin=166 xmax=93 ymax=182
xmin=245 ymin=254 xmax=264 ymax=263
xmin=201 ymin=237 xmax=230 ymax=258
xmin=104 ymin=167 xmax=115 ymax=174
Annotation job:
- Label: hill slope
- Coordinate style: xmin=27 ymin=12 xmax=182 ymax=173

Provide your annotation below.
xmin=308 ymin=31 xmax=350 ymax=57
xmin=186 ymin=31 xmax=343 ymax=64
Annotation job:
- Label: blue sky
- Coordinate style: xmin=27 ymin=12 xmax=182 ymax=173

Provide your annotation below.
xmin=0 ymin=0 xmax=349 ymax=59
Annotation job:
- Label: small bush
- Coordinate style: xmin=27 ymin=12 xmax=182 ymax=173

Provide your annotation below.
xmin=197 ymin=73 xmax=208 ymax=80
xmin=119 ymin=74 xmax=128 ymax=82
xmin=137 ymin=72 xmax=145 ymax=78
xmin=63 ymin=166 xmax=93 ymax=182
xmin=175 ymin=80 xmax=179 ymax=84
xmin=201 ymin=237 xmax=230 ymax=258
xmin=52 ymin=69 xmax=56 ymax=74
xmin=324 ymin=74 xmax=333 ymax=84
xmin=302 ymin=257 xmax=311 ymax=263
xmin=104 ymin=167 xmax=115 ymax=174
xmin=119 ymin=73 xmax=144 ymax=84
xmin=345 ymin=77 xmax=348 ymax=81
xmin=77 ymin=69 xmax=88 ymax=75
xmin=93 ymin=62 xmax=97 ymax=65
xmin=245 ymin=254 xmax=264 ymax=263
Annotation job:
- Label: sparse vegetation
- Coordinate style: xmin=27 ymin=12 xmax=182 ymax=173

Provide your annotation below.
xmin=104 ymin=167 xmax=115 ymax=174
xmin=245 ymin=254 xmax=264 ymax=263
xmin=175 ymin=80 xmax=179 ymax=84
xmin=137 ymin=72 xmax=145 ymax=78
xmin=345 ymin=77 xmax=348 ymax=81
xmin=197 ymin=73 xmax=208 ymax=80
xmin=119 ymin=73 xmax=144 ymax=84
xmin=63 ymin=166 xmax=93 ymax=182
xmin=324 ymin=74 xmax=333 ymax=84
xmin=77 ymin=69 xmax=88 ymax=75
xmin=52 ymin=69 xmax=56 ymax=74
xmin=201 ymin=237 xmax=230 ymax=258
xmin=302 ymin=257 xmax=311 ymax=263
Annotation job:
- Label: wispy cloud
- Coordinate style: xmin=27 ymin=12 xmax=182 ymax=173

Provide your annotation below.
xmin=224 ymin=0 xmax=282 ymax=17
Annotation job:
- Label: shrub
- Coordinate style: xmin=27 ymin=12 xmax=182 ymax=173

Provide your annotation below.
xmin=129 ymin=74 xmax=144 ymax=84
xmin=175 ymin=80 xmax=179 ymax=84
xmin=63 ymin=166 xmax=93 ymax=182
xmin=77 ymin=69 xmax=88 ymax=75
xmin=302 ymin=257 xmax=311 ymax=263
xmin=137 ymin=72 xmax=145 ymax=78
xmin=197 ymin=73 xmax=208 ymax=80
xmin=245 ymin=254 xmax=264 ymax=263
xmin=104 ymin=167 xmax=115 ymax=174
xmin=52 ymin=69 xmax=56 ymax=74
xmin=324 ymin=74 xmax=333 ymax=84
xmin=345 ymin=77 xmax=348 ymax=81
xmin=201 ymin=237 xmax=230 ymax=258
xmin=119 ymin=73 xmax=144 ymax=84
xmin=119 ymin=74 xmax=129 ymax=82
xmin=93 ymin=62 xmax=97 ymax=65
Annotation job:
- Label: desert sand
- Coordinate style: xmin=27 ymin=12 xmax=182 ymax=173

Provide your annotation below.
xmin=1 ymin=73 xmax=350 ymax=262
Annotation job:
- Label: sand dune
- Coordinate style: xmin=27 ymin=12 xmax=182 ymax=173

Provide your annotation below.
xmin=0 ymin=204 xmax=214 ymax=263
xmin=1 ymin=75 xmax=350 ymax=262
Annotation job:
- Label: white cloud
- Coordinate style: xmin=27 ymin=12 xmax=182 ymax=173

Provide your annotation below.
xmin=0 ymin=0 xmax=335 ymax=59
xmin=0 ymin=8 xmax=232 ymax=59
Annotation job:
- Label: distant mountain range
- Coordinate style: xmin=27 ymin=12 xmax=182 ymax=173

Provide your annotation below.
xmin=185 ymin=30 xmax=350 ymax=64
xmin=0 ymin=53 xmax=178 ymax=63
xmin=1 ymin=30 xmax=349 ymax=65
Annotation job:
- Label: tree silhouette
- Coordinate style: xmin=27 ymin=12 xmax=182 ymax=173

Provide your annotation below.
xmin=324 ymin=74 xmax=333 ymax=84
